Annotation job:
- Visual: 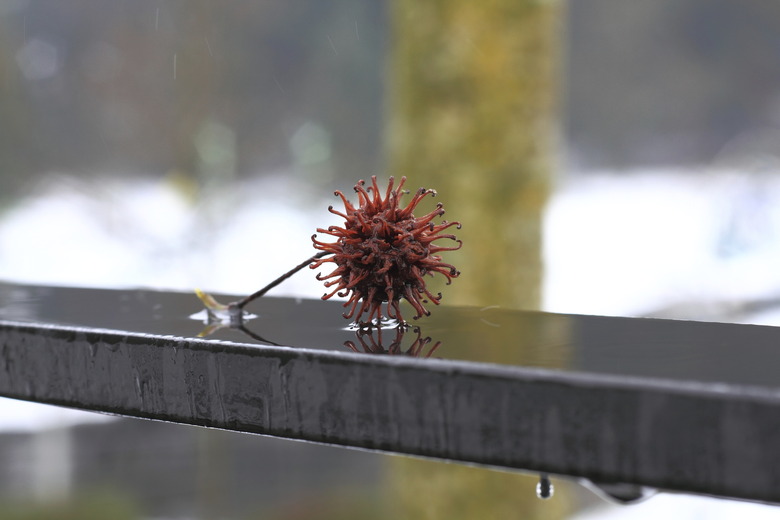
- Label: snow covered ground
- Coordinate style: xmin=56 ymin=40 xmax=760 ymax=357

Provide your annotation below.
xmin=0 ymin=173 xmax=338 ymax=298
xmin=544 ymin=168 xmax=780 ymax=322
xmin=2 ymin=168 xmax=780 ymax=516
xmin=5 ymin=168 xmax=780 ymax=321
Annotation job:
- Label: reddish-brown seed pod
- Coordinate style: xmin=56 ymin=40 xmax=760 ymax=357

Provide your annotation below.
xmin=310 ymin=176 xmax=461 ymax=324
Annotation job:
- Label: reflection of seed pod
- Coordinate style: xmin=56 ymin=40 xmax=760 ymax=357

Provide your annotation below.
xmin=344 ymin=325 xmax=441 ymax=358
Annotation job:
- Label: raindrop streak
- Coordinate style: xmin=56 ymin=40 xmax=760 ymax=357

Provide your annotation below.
xmin=204 ymin=36 xmax=214 ymax=57
xmin=536 ymin=474 xmax=553 ymax=499
xmin=354 ymin=20 xmax=359 ymax=41
xmin=273 ymin=75 xmax=285 ymax=95
xmin=155 ymin=7 xmax=159 ymax=30
xmin=327 ymin=34 xmax=338 ymax=56
xmin=173 ymin=53 xmax=177 ymax=80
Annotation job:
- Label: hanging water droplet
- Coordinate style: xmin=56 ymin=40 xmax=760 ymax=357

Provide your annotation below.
xmin=536 ymin=474 xmax=553 ymax=499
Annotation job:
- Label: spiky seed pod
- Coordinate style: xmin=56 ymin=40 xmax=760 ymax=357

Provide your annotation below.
xmin=310 ymin=176 xmax=462 ymax=324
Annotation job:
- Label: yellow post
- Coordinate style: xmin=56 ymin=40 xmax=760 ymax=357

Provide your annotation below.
xmin=386 ymin=1 xmax=567 ymax=518
xmin=387 ymin=0 xmax=559 ymax=310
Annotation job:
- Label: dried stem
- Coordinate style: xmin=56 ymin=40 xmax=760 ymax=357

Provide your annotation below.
xmin=229 ymin=251 xmax=329 ymax=314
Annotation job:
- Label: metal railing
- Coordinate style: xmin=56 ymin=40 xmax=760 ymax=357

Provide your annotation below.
xmin=2 ymin=283 xmax=780 ymax=506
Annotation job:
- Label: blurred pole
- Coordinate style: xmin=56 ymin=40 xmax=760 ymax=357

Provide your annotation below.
xmin=197 ymin=429 xmax=227 ymax=520
xmin=387 ymin=0 xmax=560 ymax=311
xmin=32 ymin=426 xmax=72 ymax=503
xmin=386 ymin=2 xmax=568 ymax=518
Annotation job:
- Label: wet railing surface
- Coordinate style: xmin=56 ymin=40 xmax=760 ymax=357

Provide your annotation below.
xmin=2 ymin=281 xmax=780 ymax=504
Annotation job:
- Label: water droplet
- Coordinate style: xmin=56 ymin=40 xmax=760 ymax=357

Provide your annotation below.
xmin=536 ymin=474 xmax=553 ymax=499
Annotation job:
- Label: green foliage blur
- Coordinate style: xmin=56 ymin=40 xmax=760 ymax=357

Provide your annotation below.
xmin=0 ymin=492 xmax=139 ymax=520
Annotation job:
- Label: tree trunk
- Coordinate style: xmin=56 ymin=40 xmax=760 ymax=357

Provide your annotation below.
xmin=387 ymin=0 xmax=559 ymax=311
xmin=385 ymin=2 xmax=567 ymax=518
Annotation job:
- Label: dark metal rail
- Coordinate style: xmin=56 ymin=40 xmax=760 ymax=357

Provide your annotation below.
xmin=2 ymin=316 xmax=780 ymax=505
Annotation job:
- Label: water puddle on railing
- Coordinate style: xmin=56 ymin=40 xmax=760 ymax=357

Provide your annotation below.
xmin=4 ymin=280 xmax=780 ymax=390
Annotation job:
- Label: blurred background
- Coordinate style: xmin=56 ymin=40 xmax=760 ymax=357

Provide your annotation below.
xmin=3 ymin=0 xmax=780 ymax=518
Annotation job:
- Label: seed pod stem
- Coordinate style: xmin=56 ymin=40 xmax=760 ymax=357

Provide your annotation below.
xmin=230 ymin=251 xmax=330 ymax=313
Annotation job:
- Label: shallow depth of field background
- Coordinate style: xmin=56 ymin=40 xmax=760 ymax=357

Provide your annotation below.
xmin=2 ymin=2 xmax=780 ymax=519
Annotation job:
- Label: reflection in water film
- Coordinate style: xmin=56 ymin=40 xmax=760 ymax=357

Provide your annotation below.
xmin=345 ymin=325 xmax=440 ymax=357
xmin=194 ymin=300 xmax=442 ymax=358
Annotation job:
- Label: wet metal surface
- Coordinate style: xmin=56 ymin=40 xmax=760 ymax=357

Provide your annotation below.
xmin=2 ymin=282 xmax=780 ymax=504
